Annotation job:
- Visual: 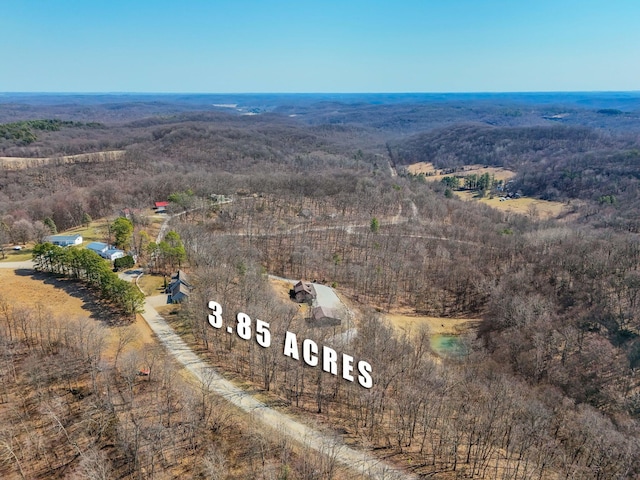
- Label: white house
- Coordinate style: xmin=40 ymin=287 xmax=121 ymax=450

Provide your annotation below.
xmin=45 ymin=234 xmax=83 ymax=247
xmin=103 ymin=249 xmax=125 ymax=261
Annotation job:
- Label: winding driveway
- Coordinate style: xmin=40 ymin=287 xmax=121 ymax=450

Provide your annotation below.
xmin=1 ymin=259 xmax=413 ymax=479
xmin=142 ymin=296 xmax=413 ymax=479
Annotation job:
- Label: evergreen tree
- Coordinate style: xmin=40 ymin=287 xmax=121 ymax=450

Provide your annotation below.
xmin=43 ymin=217 xmax=57 ymax=234
xmin=111 ymin=217 xmax=134 ymax=250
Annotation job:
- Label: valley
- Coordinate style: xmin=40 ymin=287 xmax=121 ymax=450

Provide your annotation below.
xmin=1 ymin=92 xmax=640 ymax=479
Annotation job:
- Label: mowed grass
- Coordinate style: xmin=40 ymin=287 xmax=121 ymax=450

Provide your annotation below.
xmin=0 ymin=247 xmax=33 ymax=262
xmin=385 ymin=312 xmax=480 ymax=337
xmin=63 ymin=219 xmax=111 ymax=244
xmin=137 ymin=273 xmax=167 ymax=296
xmin=407 ymin=162 xmax=517 ymax=182
xmin=454 ymin=190 xmax=566 ymax=219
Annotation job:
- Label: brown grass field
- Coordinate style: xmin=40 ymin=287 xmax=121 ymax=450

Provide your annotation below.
xmin=454 ymin=190 xmax=566 ymax=219
xmin=406 ymin=162 xmax=566 ymax=219
xmin=385 ymin=311 xmax=480 ymax=337
xmin=0 ymin=150 xmax=126 ymax=170
xmin=407 ymin=161 xmax=517 ymax=182
xmin=0 ymin=268 xmax=155 ymax=360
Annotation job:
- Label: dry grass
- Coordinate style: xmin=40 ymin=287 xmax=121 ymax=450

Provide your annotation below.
xmin=0 ymin=269 xmax=155 ymax=361
xmin=137 ymin=273 xmax=167 ymax=296
xmin=0 ymin=150 xmax=125 ymax=170
xmin=385 ymin=311 xmax=480 ymax=337
xmin=0 ymin=269 xmax=91 ymax=317
xmin=0 ymin=246 xmax=34 ymax=262
xmin=454 ymin=190 xmax=566 ymax=219
xmin=407 ymin=162 xmax=516 ymax=182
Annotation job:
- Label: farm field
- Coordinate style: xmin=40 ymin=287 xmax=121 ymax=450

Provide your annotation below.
xmin=406 ymin=161 xmax=517 ymax=182
xmin=454 ymin=190 xmax=566 ymax=219
xmin=0 ymin=150 xmax=125 ymax=170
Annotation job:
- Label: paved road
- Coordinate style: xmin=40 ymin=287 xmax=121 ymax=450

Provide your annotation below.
xmin=141 ymin=297 xmax=414 ymax=480
xmin=0 ymin=260 xmax=34 ymax=269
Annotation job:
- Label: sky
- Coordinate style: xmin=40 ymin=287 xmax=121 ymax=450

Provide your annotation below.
xmin=1 ymin=0 xmax=639 ymax=93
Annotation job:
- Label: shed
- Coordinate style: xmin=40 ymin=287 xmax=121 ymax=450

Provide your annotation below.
xmin=154 ymin=201 xmax=169 ymax=213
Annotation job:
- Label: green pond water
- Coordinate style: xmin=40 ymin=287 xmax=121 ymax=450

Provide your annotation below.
xmin=430 ymin=334 xmax=466 ymax=357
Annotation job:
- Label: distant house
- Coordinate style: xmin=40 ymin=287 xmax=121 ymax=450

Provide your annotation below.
xmin=168 ymin=270 xmax=192 ymax=303
xmin=86 ymin=242 xmax=109 ymax=256
xmin=310 ymin=306 xmax=341 ymax=327
xmin=293 ymin=280 xmax=315 ymax=303
xmin=45 ymin=234 xmax=83 ymax=247
xmin=154 ymin=201 xmax=169 ymax=213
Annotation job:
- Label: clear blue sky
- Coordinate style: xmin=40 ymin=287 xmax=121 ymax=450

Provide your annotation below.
xmin=1 ymin=0 xmax=638 ymax=93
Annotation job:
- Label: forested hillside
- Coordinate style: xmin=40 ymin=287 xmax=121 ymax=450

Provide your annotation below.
xmin=1 ymin=93 xmax=640 ymax=478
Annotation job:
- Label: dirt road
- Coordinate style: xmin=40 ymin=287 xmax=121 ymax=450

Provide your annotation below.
xmin=142 ymin=296 xmax=414 ymax=480
xmin=2 ymin=254 xmax=413 ymax=477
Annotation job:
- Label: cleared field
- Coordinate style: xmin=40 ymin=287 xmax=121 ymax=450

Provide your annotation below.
xmin=0 ymin=269 xmax=155 ymax=360
xmin=0 ymin=150 xmax=125 ymax=170
xmin=455 ymin=190 xmax=566 ymax=219
xmin=0 ymin=268 xmax=91 ymax=317
xmin=407 ymin=162 xmax=516 ymax=182
xmin=385 ymin=311 xmax=480 ymax=336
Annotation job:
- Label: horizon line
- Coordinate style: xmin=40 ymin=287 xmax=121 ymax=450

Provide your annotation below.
xmin=1 ymin=90 xmax=640 ymax=96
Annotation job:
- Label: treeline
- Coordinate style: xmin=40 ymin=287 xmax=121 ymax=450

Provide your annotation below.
xmin=391 ymin=124 xmax=619 ymax=169
xmin=0 ymin=302 xmax=347 ymax=479
xmin=179 ymin=226 xmax=640 ymax=479
xmin=0 ymin=119 xmax=102 ymax=145
xmin=32 ymin=242 xmax=144 ymax=316
xmin=392 ymin=123 xmax=640 ymax=229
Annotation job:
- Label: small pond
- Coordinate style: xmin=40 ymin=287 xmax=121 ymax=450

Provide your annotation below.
xmin=430 ymin=334 xmax=467 ymax=357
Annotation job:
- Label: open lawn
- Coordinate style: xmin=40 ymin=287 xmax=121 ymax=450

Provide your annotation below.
xmin=0 ymin=268 xmax=91 ymax=317
xmin=63 ymin=219 xmax=111 ymax=244
xmin=454 ymin=190 xmax=566 ymax=219
xmin=137 ymin=273 xmax=167 ymax=296
xmin=0 ymin=246 xmax=33 ymax=262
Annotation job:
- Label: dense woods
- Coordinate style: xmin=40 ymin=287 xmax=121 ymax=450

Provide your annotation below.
xmin=2 ymin=93 xmax=640 ymax=478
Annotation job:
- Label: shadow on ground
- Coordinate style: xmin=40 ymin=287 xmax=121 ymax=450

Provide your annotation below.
xmin=14 ymin=269 xmax=133 ymax=326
